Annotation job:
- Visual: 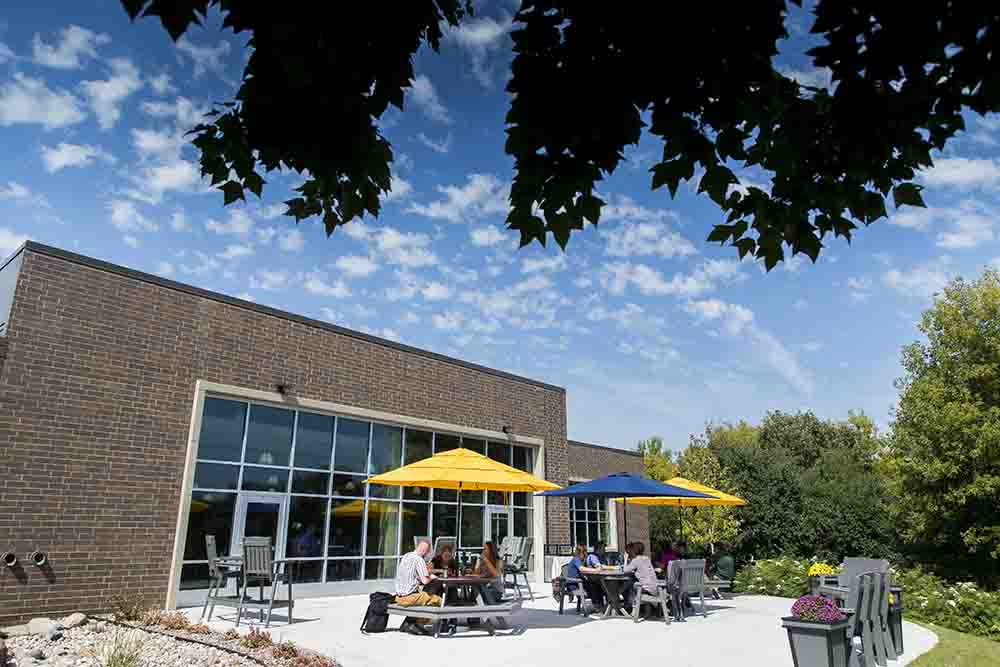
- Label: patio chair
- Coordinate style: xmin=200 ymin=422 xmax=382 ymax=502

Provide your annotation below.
xmin=504 ymin=537 xmax=534 ymax=600
xmin=668 ymin=559 xmax=708 ymax=620
xmin=631 ymin=580 xmax=671 ymax=626
xmin=235 ymin=537 xmax=294 ymax=628
xmin=554 ymin=562 xmax=586 ymax=615
xmin=604 ymin=550 xmax=623 ymax=566
xmin=200 ymin=534 xmax=241 ymax=621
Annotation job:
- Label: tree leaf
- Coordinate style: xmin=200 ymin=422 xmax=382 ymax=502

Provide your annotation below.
xmin=893 ymin=183 xmax=926 ymax=209
xmin=221 ymin=180 xmax=245 ymax=205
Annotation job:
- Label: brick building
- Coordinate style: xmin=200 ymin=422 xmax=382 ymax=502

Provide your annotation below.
xmin=0 ymin=242 xmax=646 ymax=623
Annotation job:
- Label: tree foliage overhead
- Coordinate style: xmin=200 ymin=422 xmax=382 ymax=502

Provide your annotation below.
xmin=889 ymin=270 xmax=1000 ymax=583
xmin=121 ymin=1 xmax=999 ymax=269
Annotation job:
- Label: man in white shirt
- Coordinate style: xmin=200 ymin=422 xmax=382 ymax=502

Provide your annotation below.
xmin=395 ymin=539 xmax=436 ymax=597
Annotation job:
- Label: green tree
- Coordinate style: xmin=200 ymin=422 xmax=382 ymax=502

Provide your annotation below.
xmin=120 ymin=2 xmax=1000 ymax=268
xmin=675 ymin=445 xmax=740 ymax=555
xmin=637 ymin=436 xmax=677 ymax=482
xmin=889 ymin=270 xmax=1000 ymax=584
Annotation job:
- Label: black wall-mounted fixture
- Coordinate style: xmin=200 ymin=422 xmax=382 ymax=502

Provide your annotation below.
xmin=275 ymin=383 xmax=290 ymax=396
xmin=2 ymin=551 xmax=16 ymax=567
xmin=501 ymin=426 xmax=512 ymax=435
xmin=29 ymin=551 xmax=47 ymax=567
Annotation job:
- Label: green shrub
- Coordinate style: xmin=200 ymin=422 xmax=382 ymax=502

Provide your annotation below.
xmin=272 ymin=641 xmax=299 ymax=659
xmin=241 ymin=626 xmax=273 ymax=649
xmin=732 ymin=558 xmax=1000 ymax=641
xmin=896 ymin=569 xmax=1000 ymax=641
xmin=732 ymin=557 xmax=811 ymax=598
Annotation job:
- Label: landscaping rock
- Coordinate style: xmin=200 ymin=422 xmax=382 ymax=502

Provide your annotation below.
xmin=1 ymin=637 xmax=6 ymax=666
xmin=25 ymin=620 xmax=58 ymax=638
xmin=58 ymin=616 xmax=86 ymax=631
xmin=1 ymin=626 xmax=29 ymax=638
xmin=27 ymin=647 xmax=44 ymax=660
xmin=44 ymin=629 xmax=61 ymax=643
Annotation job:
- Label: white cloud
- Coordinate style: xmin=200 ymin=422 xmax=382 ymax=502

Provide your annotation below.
xmin=417 ymin=132 xmax=451 ymax=154
xmin=81 ymin=58 xmax=143 ymax=130
xmin=780 ymin=66 xmax=833 ymax=90
xmin=176 ymin=36 xmax=232 ymax=80
xmin=601 ymin=194 xmax=680 ymax=225
xmin=0 ymin=74 xmax=86 ymax=129
xmin=922 ymin=158 xmax=1000 ymax=189
xmin=889 ymin=200 xmax=997 ymax=249
xmin=256 ymin=226 xmax=278 ymax=244
xmin=406 ymin=173 xmax=508 ymax=223
xmin=303 ymin=272 xmax=351 ymax=298
xmin=600 ymin=259 xmax=742 ymax=297
xmin=320 ymin=307 xmax=344 ymax=323
xmin=32 ymin=25 xmax=109 ymax=69
xmin=0 ymin=227 xmax=29 ymax=254
xmin=0 ymin=43 xmax=14 ymax=64
xmin=335 ymin=255 xmax=379 ymax=278
xmin=384 ymin=269 xmax=420 ymax=301
xmin=432 ymin=311 xmax=464 ymax=331
xmin=446 ymin=14 xmax=513 ymax=88
xmin=684 ymin=298 xmax=813 ymax=394
xmin=218 ymin=243 xmax=254 ymax=260
xmin=889 ymin=207 xmax=934 ymax=230
xmin=279 ymin=228 xmax=305 ymax=252
xmin=249 ymin=269 xmax=290 ymax=291
xmin=122 ymin=234 xmax=140 ymax=248
xmin=257 ymin=203 xmax=286 ymax=219
xmin=0 ymin=182 xmax=32 ymax=201
xmin=373 ymin=228 xmax=437 ymax=267
xmin=40 ymin=142 xmax=115 ymax=172
xmin=422 ymin=282 xmax=453 ymax=301
xmin=148 ymin=72 xmax=175 ymax=96
xmin=384 ymin=174 xmax=413 ymax=202
xmin=846 ymin=276 xmax=873 ymax=302
xmin=154 ymin=261 xmax=175 ymax=277
xmin=573 ymin=276 xmax=592 ymax=289
xmin=108 ymin=199 xmax=158 ymax=233
xmin=470 ymin=225 xmax=506 ymax=247
xmin=206 ymin=209 xmax=253 ymax=236
xmin=401 ymin=311 xmax=420 ymax=325
xmin=440 ymin=265 xmax=479 ymax=284
xmin=170 ymin=211 xmax=190 ymax=232
xmin=521 ymin=254 xmax=567 ymax=273
xmin=409 ymin=75 xmax=451 ymax=124
xmin=179 ymin=251 xmax=220 ymax=276
xmin=353 ymin=304 xmax=376 ymax=319
xmin=801 ymin=341 xmax=824 ymax=353
xmin=141 ymin=96 xmax=207 ymax=130
xmin=586 ymin=302 xmax=647 ymax=328
xmin=126 ymin=158 xmax=203 ymax=204
xmin=602 ymin=221 xmax=697 ymax=259
xmin=883 ymin=260 xmax=953 ymax=298
xmin=793 ymin=298 xmax=808 ymax=310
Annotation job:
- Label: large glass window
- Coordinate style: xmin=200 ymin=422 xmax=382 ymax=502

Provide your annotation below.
xmin=245 ymin=405 xmax=294 ymax=466
xmin=335 ymin=418 xmax=370 ymax=473
xmin=287 ymin=496 xmax=328 ymax=558
xmin=182 ymin=397 xmax=540 ymax=588
xmin=294 ymin=412 xmax=334 ymax=470
xmin=570 ymin=490 xmax=609 ymax=550
xmin=198 ymin=398 xmax=247 ymax=462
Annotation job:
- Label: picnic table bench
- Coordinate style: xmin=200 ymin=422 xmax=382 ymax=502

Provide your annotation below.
xmin=386 ymin=601 xmax=521 ymax=637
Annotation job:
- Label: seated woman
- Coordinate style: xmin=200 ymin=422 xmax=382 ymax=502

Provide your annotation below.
xmin=474 ymin=541 xmax=504 ymax=604
xmin=623 ymin=542 xmax=660 ymax=612
xmin=431 ymin=545 xmax=459 ymax=576
xmin=570 ymin=544 xmax=606 ymax=610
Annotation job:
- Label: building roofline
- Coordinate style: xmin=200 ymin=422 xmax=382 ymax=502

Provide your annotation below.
xmin=19 ymin=241 xmax=566 ymax=394
xmin=568 ymin=439 xmax=642 ymax=458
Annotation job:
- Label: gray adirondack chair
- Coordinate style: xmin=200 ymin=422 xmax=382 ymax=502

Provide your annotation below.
xmin=631 ymin=580 xmax=671 ymax=625
xmin=504 ymin=537 xmax=534 ymax=600
xmin=844 ymin=572 xmax=898 ymax=667
xmin=200 ymin=534 xmax=242 ymax=621
xmin=235 ymin=537 xmax=294 ymax=628
xmin=668 ymin=559 xmax=708 ymax=620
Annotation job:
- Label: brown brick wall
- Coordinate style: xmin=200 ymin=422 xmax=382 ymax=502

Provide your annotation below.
xmin=566 ymin=440 xmax=649 ymax=552
xmin=0 ymin=245 xmax=569 ymax=623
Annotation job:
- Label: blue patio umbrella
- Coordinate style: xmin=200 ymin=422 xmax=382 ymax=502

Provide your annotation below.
xmin=537 ymin=473 xmax=713 ymax=546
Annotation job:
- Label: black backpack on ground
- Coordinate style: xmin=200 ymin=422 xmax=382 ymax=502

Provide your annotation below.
xmin=361 ymin=592 xmax=395 ymax=633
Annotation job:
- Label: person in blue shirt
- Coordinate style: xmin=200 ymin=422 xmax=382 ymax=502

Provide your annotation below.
xmin=568 ymin=544 xmax=605 ymax=611
xmin=587 ymin=541 xmax=606 ymax=567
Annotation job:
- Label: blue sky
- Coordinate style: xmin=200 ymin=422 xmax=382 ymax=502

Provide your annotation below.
xmin=1 ymin=2 xmax=999 ymax=451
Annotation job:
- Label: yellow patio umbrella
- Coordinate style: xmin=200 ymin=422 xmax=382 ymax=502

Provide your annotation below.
xmin=365 ymin=447 xmax=560 ymax=550
xmin=332 ymin=498 xmax=418 ymax=518
xmin=620 ymin=476 xmax=747 ymax=540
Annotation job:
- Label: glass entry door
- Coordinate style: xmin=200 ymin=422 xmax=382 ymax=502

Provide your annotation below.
xmin=486 ymin=506 xmax=511 ymax=547
xmin=232 ymin=493 xmax=289 ymax=557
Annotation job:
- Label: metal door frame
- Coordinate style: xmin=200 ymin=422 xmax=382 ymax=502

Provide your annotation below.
xmin=232 ymin=492 xmax=290 ymax=557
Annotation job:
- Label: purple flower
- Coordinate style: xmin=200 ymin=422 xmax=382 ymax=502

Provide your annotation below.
xmin=791 ymin=594 xmax=847 ymax=623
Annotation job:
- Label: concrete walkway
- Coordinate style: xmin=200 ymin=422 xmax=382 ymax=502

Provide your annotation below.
xmin=182 ymin=587 xmax=938 ymax=667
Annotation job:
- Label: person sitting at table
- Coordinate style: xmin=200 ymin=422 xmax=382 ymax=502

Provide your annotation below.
xmin=623 ymin=542 xmax=660 ymax=614
xmin=656 ymin=541 xmax=679 ymax=570
xmin=431 ymin=545 xmax=459 ymax=576
xmin=394 ymin=539 xmax=441 ymax=635
xmin=572 ymin=544 xmax=606 ymax=610
xmin=474 ymin=541 xmax=504 ymax=604
xmin=588 ymin=541 xmax=607 ymax=567
xmin=710 ymin=545 xmax=736 ymax=600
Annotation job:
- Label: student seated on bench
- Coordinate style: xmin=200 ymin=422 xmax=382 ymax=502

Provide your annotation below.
xmin=395 ymin=539 xmax=441 ymax=635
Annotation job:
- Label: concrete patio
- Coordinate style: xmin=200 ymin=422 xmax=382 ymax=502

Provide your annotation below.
xmin=179 ymin=586 xmax=938 ymax=667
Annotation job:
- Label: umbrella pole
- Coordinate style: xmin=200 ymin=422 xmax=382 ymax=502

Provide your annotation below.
xmin=457 ymin=481 xmax=463 ymax=564
xmin=623 ymin=497 xmax=628 ymax=548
